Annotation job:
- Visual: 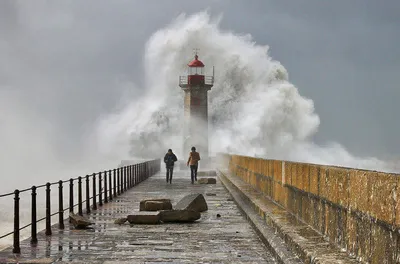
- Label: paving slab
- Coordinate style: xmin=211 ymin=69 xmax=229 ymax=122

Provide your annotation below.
xmin=0 ymin=170 xmax=277 ymax=263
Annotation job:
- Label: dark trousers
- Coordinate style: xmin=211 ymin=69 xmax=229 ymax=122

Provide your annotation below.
xmin=190 ymin=165 xmax=198 ymax=183
xmin=166 ymin=167 xmax=173 ymax=183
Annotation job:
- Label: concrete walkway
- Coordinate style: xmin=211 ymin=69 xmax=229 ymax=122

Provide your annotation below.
xmin=0 ymin=170 xmax=277 ymax=263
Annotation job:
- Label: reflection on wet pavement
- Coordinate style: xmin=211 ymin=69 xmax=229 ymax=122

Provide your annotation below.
xmin=0 ymin=170 xmax=277 ymax=263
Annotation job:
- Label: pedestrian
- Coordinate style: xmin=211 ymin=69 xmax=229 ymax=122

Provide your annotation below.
xmin=164 ymin=149 xmax=177 ymax=184
xmin=186 ymin=146 xmax=201 ymax=184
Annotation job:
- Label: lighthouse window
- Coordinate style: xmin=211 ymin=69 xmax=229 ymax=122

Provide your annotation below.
xmin=189 ymin=67 xmax=203 ymax=75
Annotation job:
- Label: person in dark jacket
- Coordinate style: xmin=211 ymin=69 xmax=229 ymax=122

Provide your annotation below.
xmin=164 ymin=149 xmax=178 ymax=184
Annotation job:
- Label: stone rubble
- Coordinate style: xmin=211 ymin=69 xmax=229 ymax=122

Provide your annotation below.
xmin=197 ymin=177 xmax=217 ymax=184
xmin=69 ymin=212 xmax=94 ymax=229
xmin=174 ymin=193 xmax=208 ymax=212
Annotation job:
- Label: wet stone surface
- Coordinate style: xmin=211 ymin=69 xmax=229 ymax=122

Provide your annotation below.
xmin=0 ymin=171 xmax=277 ymax=263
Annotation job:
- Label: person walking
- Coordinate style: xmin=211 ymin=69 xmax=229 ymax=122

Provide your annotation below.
xmin=187 ymin=146 xmax=200 ymax=184
xmin=164 ymin=149 xmax=177 ymax=184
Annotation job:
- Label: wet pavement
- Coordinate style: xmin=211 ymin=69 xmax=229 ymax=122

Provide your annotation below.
xmin=0 ymin=170 xmax=277 ymax=263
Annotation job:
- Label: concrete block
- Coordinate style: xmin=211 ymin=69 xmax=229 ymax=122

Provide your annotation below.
xmin=300 ymin=163 xmax=310 ymax=192
xmin=197 ymin=178 xmax=217 ymax=184
xmin=273 ymin=182 xmax=285 ymax=205
xmin=337 ymin=209 xmax=347 ymax=248
xmin=369 ymin=172 xmax=396 ymax=225
xmin=309 ymin=197 xmax=317 ymax=229
xmin=326 ymin=168 xmax=339 ymax=204
xmin=274 ymin=160 xmax=282 ymax=182
xmin=69 ymin=213 xmax=94 ymax=229
xmin=328 ymin=167 xmax=349 ymax=206
xmin=261 ymin=159 xmax=267 ymax=176
xmin=301 ymin=194 xmax=312 ymax=224
xmin=273 ymin=181 xmax=279 ymax=202
xmin=309 ymin=164 xmax=319 ymax=196
xmin=319 ymin=166 xmax=329 ymax=200
xmin=349 ymin=170 xmax=373 ymax=214
xmin=159 ymin=209 xmax=201 ymax=223
xmin=175 ymin=193 xmax=208 ymax=212
xmin=291 ymin=163 xmax=298 ymax=189
xmin=296 ymin=163 xmax=304 ymax=190
xmin=325 ymin=205 xmax=338 ymax=244
xmin=287 ymin=189 xmax=296 ymax=214
xmin=139 ymin=199 xmax=172 ymax=211
xmin=337 ymin=168 xmax=349 ymax=207
xmin=295 ymin=191 xmax=302 ymax=218
xmin=346 ymin=213 xmax=358 ymax=257
xmin=285 ymin=162 xmax=293 ymax=186
xmin=320 ymin=201 xmax=327 ymax=235
xmin=260 ymin=175 xmax=267 ymax=194
xmin=370 ymin=223 xmax=397 ymax=264
xmin=356 ymin=216 xmax=372 ymax=263
xmin=127 ymin=211 xmax=161 ymax=225
xmin=281 ymin=185 xmax=288 ymax=208
xmin=270 ymin=159 xmax=275 ymax=177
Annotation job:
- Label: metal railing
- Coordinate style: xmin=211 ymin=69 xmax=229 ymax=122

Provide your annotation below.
xmin=179 ymin=76 xmax=214 ymax=86
xmin=0 ymin=159 xmax=161 ymax=254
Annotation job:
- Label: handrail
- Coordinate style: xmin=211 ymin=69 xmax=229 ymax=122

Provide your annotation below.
xmin=0 ymin=159 xmax=161 ymax=254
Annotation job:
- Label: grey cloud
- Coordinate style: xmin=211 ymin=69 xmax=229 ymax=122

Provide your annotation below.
xmin=1 ymin=0 xmax=400 ymax=176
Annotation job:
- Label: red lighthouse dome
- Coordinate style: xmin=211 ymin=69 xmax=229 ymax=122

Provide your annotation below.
xmin=188 ymin=54 xmax=205 ymax=67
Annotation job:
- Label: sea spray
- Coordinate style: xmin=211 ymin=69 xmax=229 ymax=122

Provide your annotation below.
xmin=96 ymin=11 xmax=391 ymax=172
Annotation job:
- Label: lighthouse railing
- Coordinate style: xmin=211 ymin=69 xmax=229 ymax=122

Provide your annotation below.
xmin=179 ymin=75 xmax=214 ymax=86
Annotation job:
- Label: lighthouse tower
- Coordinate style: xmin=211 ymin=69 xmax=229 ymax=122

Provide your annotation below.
xmin=179 ymin=52 xmax=214 ymax=164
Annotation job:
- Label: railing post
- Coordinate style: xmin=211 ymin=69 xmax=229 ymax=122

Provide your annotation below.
xmin=98 ymin=172 xmax=103 ymax=206
xmin=121 ymin=167 xmax=124 ymax=194
xmin=12 ymin=189 xmax=20 ymax=254
xmin=85 ymin=175 xmax=90 ymax=214
xmin=132 ymin=165 xmax=135 ymax=186
xmin=138 ymin=164 xmax=141 ymax=182
xmin=131 ymin=165 xmax=134 ymax=187
xmin=124 ymin=166 xmax=128 ymax=192
xmin=128 ymin=166 xmax=131 ymax=189
xmin=78 ymin=177 xmax=83 ymax=216
xmin=117 ymin=168 xmax=121 ymax=195
xmin=45 ymin=182 xmax=52 ymax=236
xmin=69 ymin=179 xmax=74 ymax=214
xmin=135 ymin=164 xmax=138 ymax=185
xmin=92 ymin=173 xmax=97 ymax=210
xmin=138 ymin=164 xmax=140 ymax=183
xmin=108 ymin=170 xmax=112 ymax=201
xmin=136 ymin=164 xmax=139 ymax=185
xmin=58 ymin=181 xmax=64 ymax=229
xmin=104 ymin=171 xmax=108 ymax=203
xmin=131 ymin=166 xmax=133 ymax=187
xmin=141 ymin=163 xmax=143 ymax=182
xmin=113 ymin=169 xmax=117 ymax=198
xmin=31 ymin=186 xmax=38 ymax=244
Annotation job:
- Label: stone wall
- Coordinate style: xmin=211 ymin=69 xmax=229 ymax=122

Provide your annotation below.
xmin=217 ymin=153 xmax=400 ymax=263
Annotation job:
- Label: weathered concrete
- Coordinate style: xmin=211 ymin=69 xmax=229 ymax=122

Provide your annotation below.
xmin=218 ymin=169 xmax=360 ymax=263
xmin=198 ymin=177 xmax=217 ymax=184
xmin=220 ymin=153 xmax=400 ymax=263
xmin=0 ymin=171 xmax=277 ymax=263
xmin=174 ymin=193 xmax=208 ymax=212
xmin=127 ymin=211 xmax=161 ymax=224
xmin=140 ymin=199 xmax=173 ymax=211
xmin=159 ymin=209 xmax=201 ymax=223
xmin=139 ymin=198 xmax=172 ymax=211
xmin=69 ymin=213 xmax=94 ymax=229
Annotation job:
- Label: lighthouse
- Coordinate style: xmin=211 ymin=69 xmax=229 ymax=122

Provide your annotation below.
xmin=179 ymin=52 xmax=214 ymax=165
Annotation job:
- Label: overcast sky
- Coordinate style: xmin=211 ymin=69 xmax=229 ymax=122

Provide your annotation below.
xmin=1 ymin=0 xmax=400 ymax=167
